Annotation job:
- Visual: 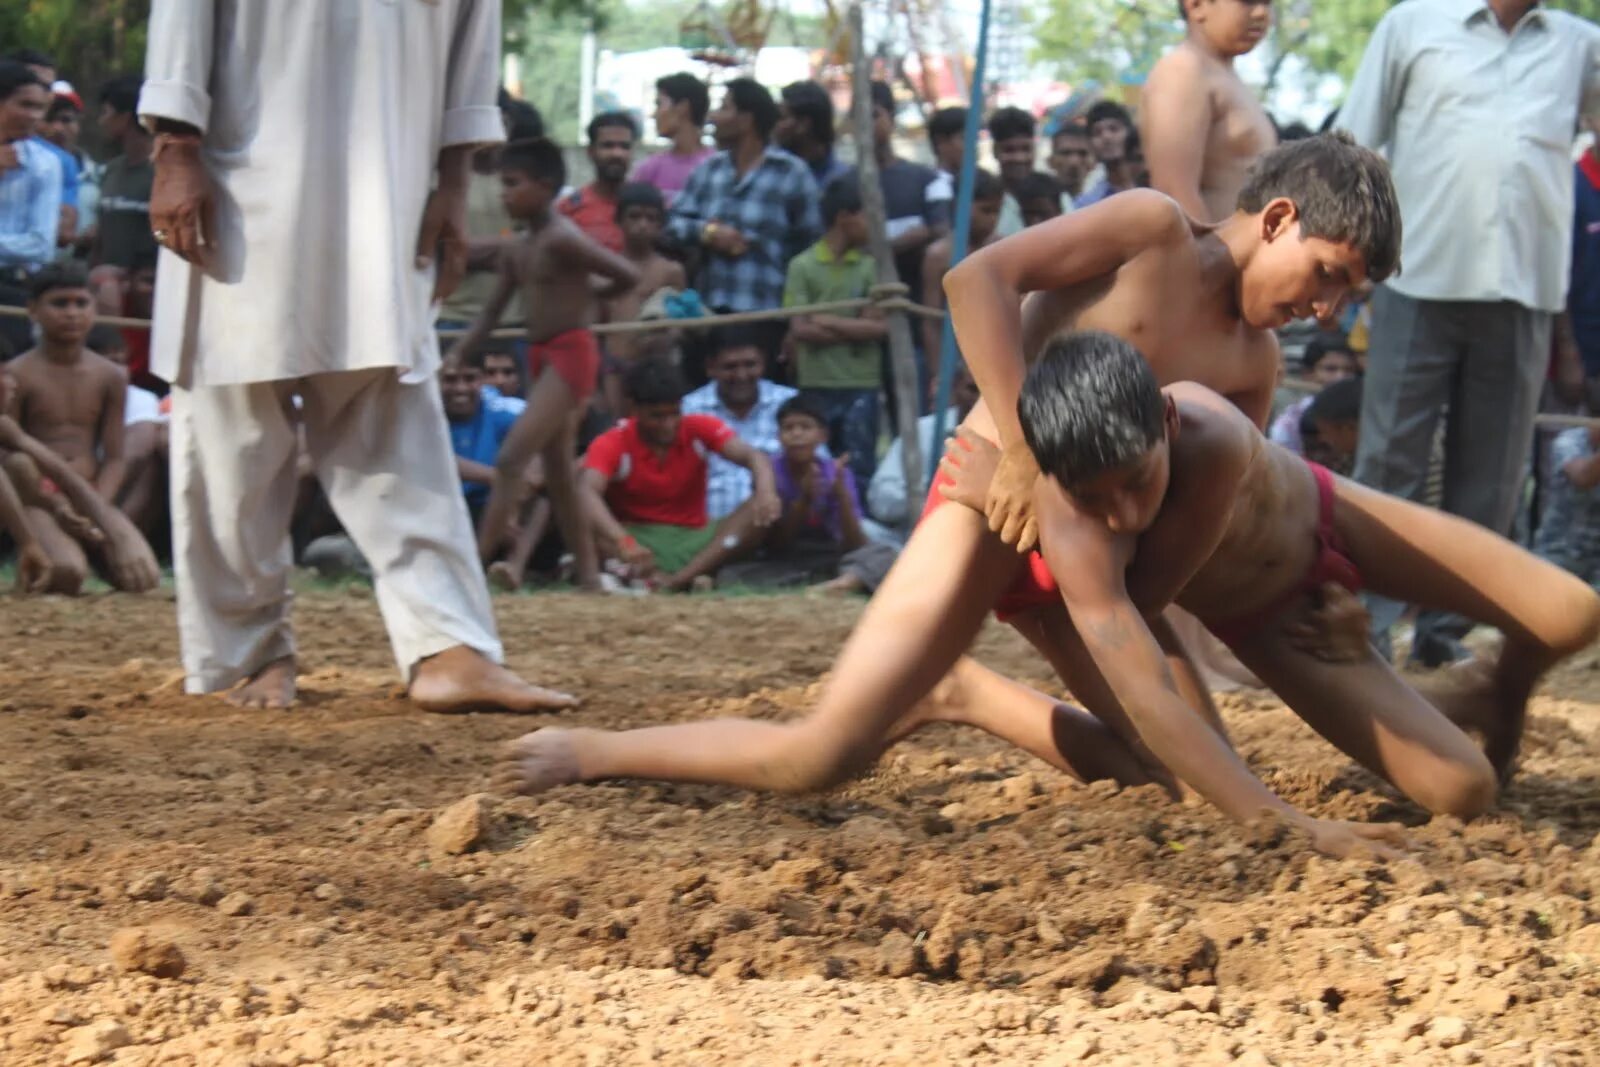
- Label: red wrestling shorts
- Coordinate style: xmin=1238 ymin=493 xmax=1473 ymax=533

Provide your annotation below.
xmin=921 ymin=468 xmax=1060 ymax=622
xmin=1205 ymin=460 xmax=1363 ymax=647
xmin=529 ymin=328 xmax=602 ymax=404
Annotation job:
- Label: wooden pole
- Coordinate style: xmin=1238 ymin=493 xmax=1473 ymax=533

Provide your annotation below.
xmin=848 ymin=0 xmax=924 ymax=519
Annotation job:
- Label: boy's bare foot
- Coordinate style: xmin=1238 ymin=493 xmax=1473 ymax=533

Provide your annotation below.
xmin=224 ymin=656 xmax=298 ymax=709
xmin=1418 ymin=654 xmax=1524 ymax=783
xmin=807 ymin=573 xmax=865 ymax=598
xmin=486 ymin=561 xmax=522 ymax=592
xmin=491 ymin=729 xmax=594 ymax=794
xmin=409 ymin=645 xmax=578 ymax=714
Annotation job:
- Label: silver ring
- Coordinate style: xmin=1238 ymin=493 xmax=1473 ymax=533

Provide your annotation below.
xmin=152 ymin=229 xmax=169 ymax=244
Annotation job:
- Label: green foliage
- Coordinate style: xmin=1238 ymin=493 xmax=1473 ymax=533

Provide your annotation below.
xmin=0 ymin=0 xmax=149 ymax=91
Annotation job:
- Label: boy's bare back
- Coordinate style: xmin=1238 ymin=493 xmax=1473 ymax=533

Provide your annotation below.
xmin=510 ymin=215 xmax=611 ymax=344
xmin=8 ymin=349 xmax=126 ymax=481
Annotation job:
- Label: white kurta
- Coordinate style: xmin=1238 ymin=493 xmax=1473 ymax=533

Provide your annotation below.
xmin=140 ymin=0 xmax=504 ymax=387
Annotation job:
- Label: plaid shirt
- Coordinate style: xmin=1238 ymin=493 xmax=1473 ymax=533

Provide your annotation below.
xmin=666 ymin=147 xmax=821 ymax=312
xmin=1535 ymin=427 xmax=1600 ymax=585
xmin=681 ymin=377 xmax=797 ymax=520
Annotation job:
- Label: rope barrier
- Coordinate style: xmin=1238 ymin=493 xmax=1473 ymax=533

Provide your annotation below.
xmin=1279 ymin=376 xmax=1600 ymax=430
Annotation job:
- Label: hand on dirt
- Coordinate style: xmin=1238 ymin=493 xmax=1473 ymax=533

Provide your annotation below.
xmin=15 ymin=542 xmax=55 ymax=594
xmin=1299 ymin=817 xmax=1407 ymax=861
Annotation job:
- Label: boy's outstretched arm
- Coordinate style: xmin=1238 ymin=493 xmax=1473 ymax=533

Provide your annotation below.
xmin=448 ymin=252 xmax=518 ymax=358
xmin=1036 ymin=493 xmax=1402 ymax=859
xmin=943 ymin=191 xmax=1189 ymax=549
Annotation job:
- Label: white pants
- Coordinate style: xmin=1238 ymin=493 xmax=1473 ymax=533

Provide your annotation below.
xmin=169 ymin=368 xmax=503 ymax=693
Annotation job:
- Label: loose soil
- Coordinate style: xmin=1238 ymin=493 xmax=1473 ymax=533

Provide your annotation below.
xmin=2 ymin=591 xmax=1598 ymax=1066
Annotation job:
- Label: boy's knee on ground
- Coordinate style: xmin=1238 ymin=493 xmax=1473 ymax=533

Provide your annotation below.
xmin=1410 ymin=751 xmax=1496 ymax=820
xmin=768 ymin=723 xmax=876 ymax=793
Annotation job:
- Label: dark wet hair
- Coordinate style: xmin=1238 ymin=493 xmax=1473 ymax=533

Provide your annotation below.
xmin=1052 ymin=120 xmax=1089 ymax=147
xmin=657 ymin=72 xmax=710 ymax=126
xmin=0 ymin=62 xmax=43 ymax=101
xmin=615 ymin=181 xmax=666 ymax=222
xmin=1235 ymin=130 xmax=1402 ymax=283
xmin=727 ymin=78 xmax=780 ymax=140
xmin=99 ymin=73 xmax=143 ymax=115
xmin=500 ymin=137 xmax=565 ymax=186
xmin=928 ymin=106 xmax=967 ymax=149
xmin=1085 ymin=100 xmax=1133 ymax=132
xmin=986 ymin=106 xmax=1035 ymax=143
xmin=624 ymin=355 xmax=686 ymax=405
xmin=27 ymin=262 xmax=90 ymax=301
xmin=821 ymin=173 xmax=863 ymax=227
xmin=777 ymin=394 xmax=828 ymax=428
xmin=1018 ymin=330 xmax=1166 ymax=488
xmin=780 ymin=80 xmax=834 ymax=146
xmin=1307 ymin=376 xmax=1362 ymax=424
xmin=587 ymin=110 xmax=639 ymax=144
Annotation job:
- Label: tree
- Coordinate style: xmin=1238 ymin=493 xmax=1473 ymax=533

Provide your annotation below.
xmin=0 ymin=0 xmax=149 ymax=90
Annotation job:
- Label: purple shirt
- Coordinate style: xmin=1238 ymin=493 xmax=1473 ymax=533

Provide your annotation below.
xmin=632 ymin=148 xmax=715 ymax=204
xmin=771 ymin=452 xmax=862 ymax=544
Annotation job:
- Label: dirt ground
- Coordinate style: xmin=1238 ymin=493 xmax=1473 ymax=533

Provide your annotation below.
xmin=1 ymin=590 xmax=1598 ymax=1067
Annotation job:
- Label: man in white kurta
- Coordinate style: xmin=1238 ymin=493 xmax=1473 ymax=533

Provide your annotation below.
xmin=138 ymin=0 xmax=574 ymax=712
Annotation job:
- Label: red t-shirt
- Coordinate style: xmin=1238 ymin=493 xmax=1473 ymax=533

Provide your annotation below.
xmin=556 ymin=185 xmax=623 ymax=253
xmin=583 ymin=414 xmax=735 ymax=528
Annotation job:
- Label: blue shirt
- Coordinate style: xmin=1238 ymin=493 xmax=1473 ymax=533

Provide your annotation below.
xmin=449 ymin=401 xmax=520 ymax=507
xmin=0 ymin=138 xmax=62 ymax=271
xmin=1074 ymin=179 xmax=1117 ymax=209
xmin=1569 ymin=158 xmax=1600 ymax=377
xmin=32 ymin=137 xmax=79 ymax=209
xmin=666 ymin=147 xmax=822 ymax=312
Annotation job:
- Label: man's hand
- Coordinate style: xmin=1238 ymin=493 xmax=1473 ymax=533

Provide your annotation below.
xmin=15 ymin=542 xmax=54 ymax=595
xmin=0 ymin=144 xmax=19 ymax=173
xmin=752 ymin=485 xmax=782 ymax=526
xmin=417 ymin=183 xmax=469 ymax=304
xmin=988 ymin=439 xmax=1043 ymax=552
xmin=619 ymin=536 xmax=656 ymax=577
xmin=1282 ymin=583 xmax=1371 ymax=663
xmin=704 ymin=222 xmax=749 ymax=258
xmin=937 ymin=427 xmax=1002 ymax=513
xmin=149 ymin=135 xmax=216 ymax=266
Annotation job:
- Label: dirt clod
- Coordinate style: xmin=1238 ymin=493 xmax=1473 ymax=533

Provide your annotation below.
xmin=108 ymin=928 xmax=186 ymax=979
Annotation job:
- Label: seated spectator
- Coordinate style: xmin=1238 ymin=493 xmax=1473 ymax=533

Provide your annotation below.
xmin=682 ymin=323 xmax=800 ymax=520
xmin=783 ymin=175 xmax=885 ymax=487
xmin=868 ymin=362 xmax=980 ymax=528
xmin=919 ymin=170 xmax=1003 ymax=378
xmin=86 ymin=324 xmax=166 ymax=537
xmin=1534 ymin=425 xmax=1600 ymax=587
xmin=1300 ymin=376 xmax=1362 ymax=476
xmin=1015 ymin=171 xmax=1064 ymax=228
xmin=1269 ymin=333 xmax=1358 ymax=453
xmin=600 ymin=182 xmax=688 ymax=410
xmin=766 ymin=395 xmax=896 ymax=596
xmin=633 ymin=72 xmax=713 ymax=204
xmin=0 ymin=62 xmax=61 ymax=355
xmin=580 ymin=356 xmax=778 ymax=592
xmin=481 ymin=345 xmax=528 ymax=412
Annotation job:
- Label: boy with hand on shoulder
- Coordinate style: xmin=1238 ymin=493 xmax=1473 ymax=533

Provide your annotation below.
xmin=450 ymin=138 xmax=642 ymax=591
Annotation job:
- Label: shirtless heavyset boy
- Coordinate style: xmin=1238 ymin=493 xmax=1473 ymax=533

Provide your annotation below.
xmin=451 ymin=138 xmax=641 ymax=591
xmin=1141 ymin=0 xmax=1277 ymax=224
xmin=494 ymin=134 xmax=1410 ymax=856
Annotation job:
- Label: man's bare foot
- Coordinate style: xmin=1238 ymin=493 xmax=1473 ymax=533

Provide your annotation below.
xmin=490 ymin=729 xmax=596 ymax=794
xmin=487 ymin=561 xmax=522 ymax=592
xmin=224 ymin=656 xmax=297 ymax=709
xmin=409 ymin=645 xmax=578 ymax=714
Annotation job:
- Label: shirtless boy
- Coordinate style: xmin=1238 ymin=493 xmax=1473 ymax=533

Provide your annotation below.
xmin=451 ymin=138 xmax=641 ymax=591
xmin=1141 ymin=0 xmax=1277 ymax=222
xmin=919 ymin=169 xmax=1003 ymax=374
xmin=600 ymin=181 xmax=688 ymax=411
xmin=495 ymin=135 xmax=1413 ymax=856
xmin=0 ymin=361 xmax=159 ymax=595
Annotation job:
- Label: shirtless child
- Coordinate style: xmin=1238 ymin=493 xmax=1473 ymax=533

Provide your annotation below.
xmin=3 ymin=265 xmax=159 ymax=593
xmin=1141 ymin=0 xmax=1277 ymax=222
xmin=919 ymin=168 xmax=1003 ymax=367
xmin=494 ymin=135 xmax=1414 ymax=856
xmin=599 ymin=182 xmax=688 ymax=414
xmin=451 ymin=138 xmax=641 ymax=591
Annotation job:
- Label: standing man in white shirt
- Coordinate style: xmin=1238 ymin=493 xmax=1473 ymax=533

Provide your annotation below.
xmin=1338 ymin=0 xmax=1600 ymax=665
xmin=140 ymin=0 xmax=576 ymax=712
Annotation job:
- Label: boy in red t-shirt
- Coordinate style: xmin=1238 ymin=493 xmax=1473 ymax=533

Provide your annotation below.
xmin=581 ymin=356 xmax=779 ymax=591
